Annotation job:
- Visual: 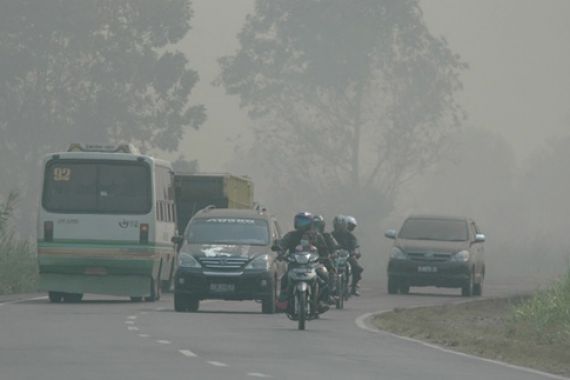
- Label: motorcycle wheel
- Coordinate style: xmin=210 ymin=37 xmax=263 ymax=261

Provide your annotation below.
xmin=336 ymin=275 xmax=344 ymax=309
xmin=297 ymin=291 xmax=306 ymax=331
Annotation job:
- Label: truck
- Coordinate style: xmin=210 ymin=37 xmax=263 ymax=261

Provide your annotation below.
xmin=173 ymin=173 xmax=254 ymax=234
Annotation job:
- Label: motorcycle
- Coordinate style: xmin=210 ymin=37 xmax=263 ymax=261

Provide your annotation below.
xmin=280 ymin=241 xmax=322 ymax=330
xmin=331 ymin=249 xmax=352 ymax=309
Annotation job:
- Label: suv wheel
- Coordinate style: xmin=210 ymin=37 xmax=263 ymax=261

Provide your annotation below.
xmin=174 ymin=292 xmax=188 ymax=312
xmin=388 ymin=276 xmax=398 ymax=294
xmin=462 ymin=274 xmax=474 ymax=297
xmin=262 ymin=276 xmax=277 ymax=314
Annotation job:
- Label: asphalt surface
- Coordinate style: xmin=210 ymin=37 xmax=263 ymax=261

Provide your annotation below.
xmin=0 ymin=279 xmax=564 ymax=380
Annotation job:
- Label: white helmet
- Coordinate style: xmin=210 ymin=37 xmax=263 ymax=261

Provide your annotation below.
xmin=346 ymin=216 xmax=357 ymax=232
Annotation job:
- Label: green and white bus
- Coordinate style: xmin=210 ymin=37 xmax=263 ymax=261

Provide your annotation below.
xmin=37 ymin=144 xmax=177 ymax=303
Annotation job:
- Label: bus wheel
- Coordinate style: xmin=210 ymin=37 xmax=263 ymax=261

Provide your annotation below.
xmin=48 ymin=291 xmax=63 ymax=303
xmin=145 ymin=278 xmax=161 ymax=302
xmin=161 ymin=262 xmax=174 ymax=293
xmin=62 ymin=293 xmax=83 ymax=303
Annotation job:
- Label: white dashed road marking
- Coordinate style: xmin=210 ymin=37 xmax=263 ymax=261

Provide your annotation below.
xmin=156 ymin=340 xmax=171 ymax=345
xmin=179 ymin=350 xmax=198 ymax=358
xmin=127 ymin=326 xmax=139 ymax=331
xmin=138 ymin=334 xmax=149 ymax=338
xmin=125 ymin=320 xmax=135 ymax=325
xmin=208 ymin=361 xmax=228 ymax=367
xmin=248 ymin=373 xmax=272 ymax=378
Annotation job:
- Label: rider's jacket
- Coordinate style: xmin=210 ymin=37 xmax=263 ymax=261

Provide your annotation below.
xmin=279 ymin=229 xmax=331 ymax=259
xmin=332 ymin=230 xmax=359 ymax=253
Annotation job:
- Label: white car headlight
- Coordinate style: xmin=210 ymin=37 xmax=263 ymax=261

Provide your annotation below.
xmin=178 ymin=252 xmax=201 ymax=268
xmin=245 ymin=254 xmax=270 ymax=270
xmin=390 ymin=247 xmax=407 ymax=260
xmin=451 ymin=250 xmax=470 ymax=262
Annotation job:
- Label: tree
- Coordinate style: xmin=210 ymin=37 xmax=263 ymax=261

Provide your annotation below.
xmin=218 ymin=0 xmax=466 ymax=213
xmin=0 ymin=0 xmax=205 ymax=225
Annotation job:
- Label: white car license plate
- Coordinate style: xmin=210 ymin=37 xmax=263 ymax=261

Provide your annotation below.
xmin=209 ymin=283 xmax=235 ymax=292
xmin=417 ymin=266 xmax=438 ymax=273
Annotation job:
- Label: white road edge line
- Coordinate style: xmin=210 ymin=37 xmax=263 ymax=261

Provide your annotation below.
xmin=156 ymin=340 xmax=171 ymax=345
xmin=179 ymin=350 xmax=198 ymax=358
xmin=9 ymin=296 xmax=49 ymax=304
xmin=355 ymin=311 xmax=570 ymax=380
xmin=208 ymin=361 xmax=228 ymax=367
xmin=248 ymin=372 xmax=272 ymax=378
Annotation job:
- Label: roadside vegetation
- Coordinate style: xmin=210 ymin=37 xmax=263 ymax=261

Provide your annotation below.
xmin=374 ymin=273 xmax=570 ymax=376
xmin=0 ymin=192 xmax=37 ymax=295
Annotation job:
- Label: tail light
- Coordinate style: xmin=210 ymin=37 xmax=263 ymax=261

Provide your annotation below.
xmin=140 ymin=223 xmax=149 ymax=244
xmin=44 ymin=221 xmax=54 ymax=242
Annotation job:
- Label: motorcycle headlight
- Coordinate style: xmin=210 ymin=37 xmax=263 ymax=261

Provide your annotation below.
xmin=294 ymin=253 xmax=310 ymax=264
xmin=178 ymin=252 xmax=201 ymax=268
xmin=245 ymin=254 xmax=270 ymax=270
xmin=451 ymin=250 xmax=470 ymax=262
xmin=390 ymin=247 xmax=407 ymax=260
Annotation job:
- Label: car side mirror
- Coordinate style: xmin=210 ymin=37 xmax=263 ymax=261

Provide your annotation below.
xmin=384 ymin=229 xmax=397 ymax=239
xmin=474 ymin=233 xmax=486 ymax=243
xmin=271 ymin=239 xmax=281 ymax=252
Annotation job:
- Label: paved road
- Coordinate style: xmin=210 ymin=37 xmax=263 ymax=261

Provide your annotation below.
xmin=0 ymin=279 xmax=563 ymax=380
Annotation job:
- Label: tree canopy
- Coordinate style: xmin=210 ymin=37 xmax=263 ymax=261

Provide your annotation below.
xmin=219 ymin=0 xmax=466 ymax=213
xmin=0 ymin=0 xmax=205 ymax=225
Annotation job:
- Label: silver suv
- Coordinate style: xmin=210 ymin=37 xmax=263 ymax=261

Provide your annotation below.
xmin=385 ymin=215 xmax=486 ymax=297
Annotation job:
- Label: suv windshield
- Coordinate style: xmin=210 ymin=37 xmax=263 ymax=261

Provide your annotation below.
xmin=42 ymin=159 xmax=151 ymax=214
xmin=187 ymin=218 xmax=270 ymax=246
xmin=398 ymin=218 xmax=468 ymax=242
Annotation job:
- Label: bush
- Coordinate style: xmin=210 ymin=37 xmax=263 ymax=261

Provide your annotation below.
xmin=511 ymin=270 xmax=570 ymax=343
xmin=0 ymin=192 xmax=38 ymax=295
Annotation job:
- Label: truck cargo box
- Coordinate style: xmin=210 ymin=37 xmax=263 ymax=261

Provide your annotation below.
xmin=174 ymin=173 xmax=254 ymax=233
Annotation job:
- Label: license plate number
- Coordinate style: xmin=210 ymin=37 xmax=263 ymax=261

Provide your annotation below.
xmin=418 ymin=266 xmax=438 ymax=273
xmin=209 ymin=283 xmax=235 ymax=292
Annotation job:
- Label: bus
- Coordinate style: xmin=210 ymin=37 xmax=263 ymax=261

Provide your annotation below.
xmin=37 ymin=143 xmax=177 ymax=303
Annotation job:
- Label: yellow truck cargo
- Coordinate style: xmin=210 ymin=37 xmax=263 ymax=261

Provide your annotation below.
xmin=174 ymin=173 xmax=254 ymax=234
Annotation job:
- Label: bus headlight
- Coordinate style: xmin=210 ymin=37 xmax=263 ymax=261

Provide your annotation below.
xmin=245 ymin=254 xmax=270 ymax=270
xmin=178 ymin=252 xmax=201 ymax=268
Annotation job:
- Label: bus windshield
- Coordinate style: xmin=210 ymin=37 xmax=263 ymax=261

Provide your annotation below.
xmin=42 ymin=159 xmax=151 ymax=214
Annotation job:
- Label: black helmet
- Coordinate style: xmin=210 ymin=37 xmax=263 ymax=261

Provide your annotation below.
xmin=294 ymin=211 xmax=313 ymax=231
xmin=313 ymin=215 xmax=325 ymax=233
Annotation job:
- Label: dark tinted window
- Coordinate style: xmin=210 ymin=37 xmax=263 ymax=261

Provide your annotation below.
xmin=186 ymin=218 xmax=270 ymax=245
xmin=43 ymin=160 xmax=151 ymax=214
xmin=398 ymin=218 xmax=468 ymax=242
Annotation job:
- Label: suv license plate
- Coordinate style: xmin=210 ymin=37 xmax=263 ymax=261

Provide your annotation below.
xmin=418 ymin=266 xmax=438 ymax=273
xmin=210 ymin=283 xmax=235 ymax=293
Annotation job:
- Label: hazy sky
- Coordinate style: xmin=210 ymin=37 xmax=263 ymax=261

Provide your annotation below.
xmin=179 ymin=0 xmax=570 ymax=170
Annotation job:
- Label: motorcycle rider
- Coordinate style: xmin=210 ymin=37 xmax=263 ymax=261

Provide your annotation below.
xmin=276 ymin=212 xmax=332 ymax=312
xmin=332 ymin=215 xmax=363 ymax=296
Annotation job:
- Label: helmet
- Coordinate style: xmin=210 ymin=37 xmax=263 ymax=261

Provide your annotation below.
xmin=346 ymin=216 xmax=357 ymax=232
xmin=294 ymin=211 xmax=314 ymax=231
xmin=313 ymin=215 xmax=325 ymax=233
xmin=333 ymin=214 xmax=346 ymax=232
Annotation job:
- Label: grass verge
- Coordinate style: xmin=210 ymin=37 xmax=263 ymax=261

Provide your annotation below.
xmin=0 ymin=192 xmax=38 ymax=295
xmin=374 ymin=279 xmax=570 ymax=376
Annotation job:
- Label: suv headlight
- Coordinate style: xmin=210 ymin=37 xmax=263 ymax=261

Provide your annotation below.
xmin=390 ymin=247 xmax=407 ymax=260
xmin=451 ymin=250 xmax=470 ymax=262
xmin=245 ymin=254 xmax=270 ymax=270
xmin=178 ymin=252 xmax=201 ymax=268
